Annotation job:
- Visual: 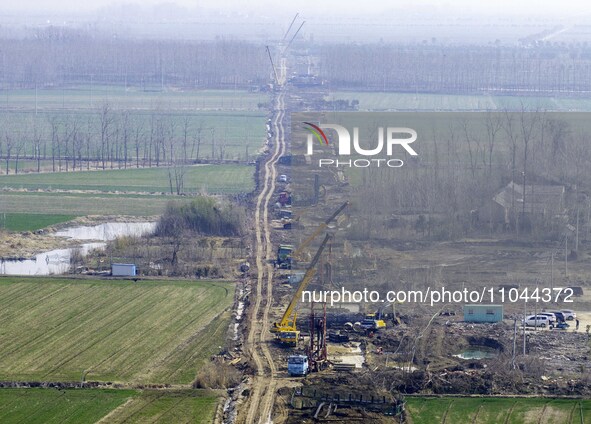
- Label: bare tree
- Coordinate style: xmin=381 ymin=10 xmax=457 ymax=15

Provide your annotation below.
xmin=181 ymin=115 xmax=190 ymax=163
xmin=133 ymin=117 xmax=145 ymax=169
xmin=31 ymin=116 xmax=44 ymax=173
xmin=99 ymin=102 xmax=114 ymax=170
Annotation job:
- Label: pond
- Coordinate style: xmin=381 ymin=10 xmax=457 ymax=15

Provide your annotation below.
xmin=0 ymin=222 xmax=156 ymax=276
xmin=454 ymin=346 xmax=499 ymax=360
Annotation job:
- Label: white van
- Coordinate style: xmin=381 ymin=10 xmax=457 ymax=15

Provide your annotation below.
xmin=524 ymin=315 xmax=549 ymax=327
xmin=561 ymin=310 xmax=576 ymax=320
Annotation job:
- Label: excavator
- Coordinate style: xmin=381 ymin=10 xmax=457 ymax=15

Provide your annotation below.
xmin=362 ymin=306 xmax=388 ymax=330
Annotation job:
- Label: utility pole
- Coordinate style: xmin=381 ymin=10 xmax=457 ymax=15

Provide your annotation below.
xmin=550 ymin=252 xmax=554 ymax=293
xmin=576 ymin=207 xmax=580 ymax=252
xmin=523 ymin=299 xmax=527 ymax=356
xmin=534 ymin=280 xmax=538 ymax=332
xmin=211 ymin=128 xmax=215 ymax=160
xmin=511 ymin=318 xmax=517 ymax=369
xmin=565 ymin=234 xmax=568 ymax=277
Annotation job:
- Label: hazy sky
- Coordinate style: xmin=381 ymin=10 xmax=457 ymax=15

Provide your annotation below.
xmin=5 ymin=0 xmax=591 ymax=16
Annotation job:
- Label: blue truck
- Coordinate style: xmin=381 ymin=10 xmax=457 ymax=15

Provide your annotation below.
xmin=287 ymin=355 xmax=309 ymax=376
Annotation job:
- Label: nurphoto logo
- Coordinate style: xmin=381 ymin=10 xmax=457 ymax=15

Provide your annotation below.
xmin=302 ymin=122 xmax=418 ymax=168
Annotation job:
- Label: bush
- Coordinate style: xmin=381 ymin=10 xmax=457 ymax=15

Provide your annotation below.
xmin=156 ymin=197 xmax=245 ymax=237
xmin=193 ymin=361 xmax=242 ymax=389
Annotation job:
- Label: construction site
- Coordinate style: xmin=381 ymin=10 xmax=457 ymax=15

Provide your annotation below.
xmin=225 ymin=23 xmax=591 ymax=424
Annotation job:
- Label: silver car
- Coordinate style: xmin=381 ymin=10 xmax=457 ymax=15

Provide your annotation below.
xmin=562 ymin=309 xmax=576 ymax=320
xmin=538 ymin=312 xmax=557 ymax=324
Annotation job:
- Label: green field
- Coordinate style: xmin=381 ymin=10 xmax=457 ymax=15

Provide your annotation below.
xmin=0 ymin=388 xmax=218 ymax=424
xmin=406 ymin=397 xmax=591 ymax=424
xmin=100 ymin=390 xmax=218 ymax=423
xmin=0 ymin=164 xmax=253 ymax=194
xmin=0 ymin=165 xmax=254 ymax=218
xmin=0 ymin=192 xmax=193 ymax=216
xmin=0 ymin=86 xmax=268 ymax=111
xmin=0 ymin=388 xmax=133 ymax=424
xmin=0 ymin=87 xmax=268 ymax=164
xmin=0 ymin=213 xmax=77 ymax=231
xmin=328 ymin=91 xmax=591 ymax=111
xmin=0 ymin=277 xmax=234 ymax=383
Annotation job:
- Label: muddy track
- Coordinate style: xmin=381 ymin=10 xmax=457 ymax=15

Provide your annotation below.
xmin=242 ymin=60 xmax=287 ymax=424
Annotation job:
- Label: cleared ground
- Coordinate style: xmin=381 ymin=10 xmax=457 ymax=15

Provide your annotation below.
xmin=0 ymin=277 xmax=234 ymax=384
xmin=405 ymin=397 xmax=591 ymax=424
xmin=0 ymin=388 xmax=218 ymax=424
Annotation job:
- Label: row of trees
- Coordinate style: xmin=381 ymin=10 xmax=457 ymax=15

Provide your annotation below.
xmin=0 ymin=104 xmax=256 ymax=174
xmin=320 ymin=44 xmax=591 ymax=94
xmin=0 ymin=28 xmax=269 ymax=89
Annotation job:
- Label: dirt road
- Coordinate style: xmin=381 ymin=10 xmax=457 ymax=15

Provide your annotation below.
xmin=241 ymin=59 xmax=287 ymax=424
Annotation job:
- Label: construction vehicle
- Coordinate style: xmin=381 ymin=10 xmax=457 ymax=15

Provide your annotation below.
xmin=278 ymin=191 xmax=292 ymax=206
xmin=287 ymin=354 xmax=309 ymax=376
xmin=360 ymin=318 xmax=386 ymax=331
xmin=271 ymin=202 xmax=349 ymax=345
xmin=364 ymin=306 xmax=388 ymax=330
xmin=271 ymin=234 xmax=331 ymax=345
xmin=276 ymin=244 xmax=293 ymax=269
xmin=307 ymin=301 xmax=329 ymax=372
xmin=357 ymin=305 xmax=389 ymax=331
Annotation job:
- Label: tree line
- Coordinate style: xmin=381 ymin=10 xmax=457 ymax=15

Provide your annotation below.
xmin=0 ymin=27 xmax=269 ymax=89
xmin=319 ymin=43 xmax=591 ymax=94
xmin=0 ymin=103 xmax=257 ymax=175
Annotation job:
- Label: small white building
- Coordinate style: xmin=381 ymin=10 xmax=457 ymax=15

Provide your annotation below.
xmin=111 ymin=263 xmax=137 ymax=277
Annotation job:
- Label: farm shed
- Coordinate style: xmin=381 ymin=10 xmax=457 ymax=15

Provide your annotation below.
xmin=481 ymin=181 xmax=565 ymax=227
xmin=463 ymin=304 xmax=503 ymax=323
xmin=111 ymin=263 xmax=137 ymax=277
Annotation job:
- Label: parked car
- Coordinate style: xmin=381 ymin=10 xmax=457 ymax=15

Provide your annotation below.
xmin=547 ymin=310 xmax=566 ymax=322
xmin=524 ymin=315 xmax=549 ymax=327
xmin=562 ymin=309 xmax=576 ymax=320
xmin=538 ymin=312 xmax=556 ymax=324
xmin=279 ymin=174 xmax=288 ymax=183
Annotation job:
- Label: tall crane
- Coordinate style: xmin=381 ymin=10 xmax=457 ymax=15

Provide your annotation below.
xmin=275 ymin=201 xmax=348 ymax=269
xmin=291 ymin=201 xmax=348 ymax=262
xmin=271 ymin=233 xmax=331 ymax=345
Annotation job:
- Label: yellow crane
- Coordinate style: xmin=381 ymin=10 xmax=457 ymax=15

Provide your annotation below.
xmin=271 ymin=233 xmax=331 ymax=345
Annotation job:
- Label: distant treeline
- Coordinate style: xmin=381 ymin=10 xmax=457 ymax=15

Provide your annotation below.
xmin=0 ymin=104 xmax=253 ymax=175
xmin=0 ymin=27 xmax=268 ymax=89
xmin=320 ymin=44 xmax=591 ymax=94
